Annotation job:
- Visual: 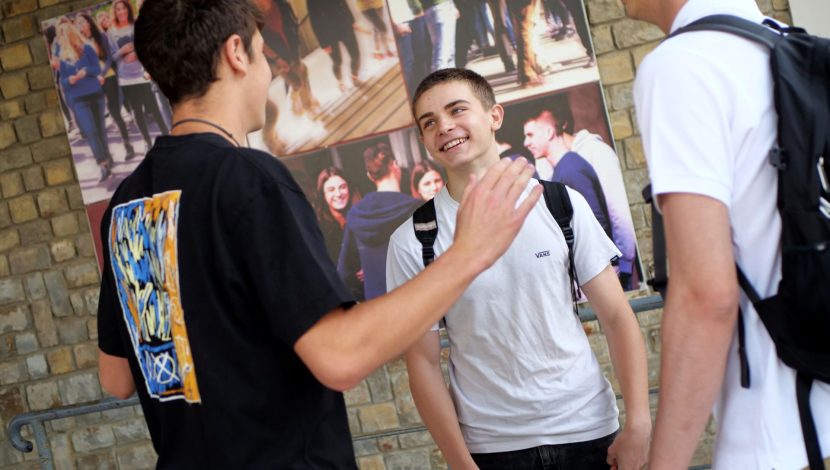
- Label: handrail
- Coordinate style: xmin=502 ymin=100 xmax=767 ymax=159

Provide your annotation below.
xmin=7 ymin=295 xmax=666 ymax=469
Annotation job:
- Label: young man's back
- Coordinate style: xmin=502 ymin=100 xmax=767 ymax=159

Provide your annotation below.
xmin=387 ymin=182 xmax=620 ymax=452
xmin=631 ymin=0 xmax=830 ymax=467
xmin=99 ymin=133 xmax=356 ymax=467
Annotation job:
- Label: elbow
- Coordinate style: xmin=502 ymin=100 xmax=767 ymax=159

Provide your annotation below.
xmin=310 ymin=359 xmax=366 ymax=392
xmin=100 ymin=375 xmax=135 ymax=400
xmin=670 ymin=281 xmax=739 ymax=323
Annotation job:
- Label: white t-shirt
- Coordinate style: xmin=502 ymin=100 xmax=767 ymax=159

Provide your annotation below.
xmin=571 ymin=130 xmax=638 ymax=274
xmin=634 ymin=0 xmax=830 ymax=468
xmin=386 ymin=180 xmax=621 ymax=453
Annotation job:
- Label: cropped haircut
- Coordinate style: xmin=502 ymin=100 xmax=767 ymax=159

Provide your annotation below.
xmin=134 ymin=0 xmax=263 ymax=105
xmin=363 ymin=143 xmax=395 ymax=182
xmin=412 ymin=68 xmax=496 ymax=116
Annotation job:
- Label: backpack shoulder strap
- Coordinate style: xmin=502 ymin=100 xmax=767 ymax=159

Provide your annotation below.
xmin=669 ymin=14 xmax=781 ymax=48
xmin=413 ymin=199 xmax=438 ymax=268
xmin=539 ymin=180 xmax=581 ymax=315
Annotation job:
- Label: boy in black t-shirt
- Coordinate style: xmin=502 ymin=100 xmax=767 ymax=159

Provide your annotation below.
xmin=96 ymin=0 xmax=541 ymax=467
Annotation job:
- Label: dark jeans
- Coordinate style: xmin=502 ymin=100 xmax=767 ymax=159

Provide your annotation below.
xmin=72 ymin=92 xmax=111 ymax=165
xmin=121 ymin=82 xmax=170 ymax=143
xmin=103 ymin=76 xmax=130 ymax=145
xmin=471 ymin=432 xmax=616 ymax=470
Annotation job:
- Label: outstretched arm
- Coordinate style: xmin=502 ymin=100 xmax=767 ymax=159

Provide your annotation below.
xmin=295 ymin=158 xmax=542 ymax=391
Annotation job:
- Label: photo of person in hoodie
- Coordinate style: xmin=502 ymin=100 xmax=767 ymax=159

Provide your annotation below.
xmin=338 ymin=142 xmax=422 ymax=300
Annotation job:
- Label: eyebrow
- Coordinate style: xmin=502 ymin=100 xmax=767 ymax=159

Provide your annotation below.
xmin=416 ymin=100 xmax=472 ymax=125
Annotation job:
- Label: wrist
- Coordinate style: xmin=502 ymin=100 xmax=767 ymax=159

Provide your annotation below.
xmin=440 ymin=245 xmax=490 ymax=281
xmin=623 ymin=413 xmax=653 ymax=434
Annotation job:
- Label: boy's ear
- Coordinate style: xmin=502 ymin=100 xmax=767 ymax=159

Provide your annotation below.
xmin=223 ymin=34 xmax=247 ymax=74
xmin=490 ymin=104 xmax=505 ymax=131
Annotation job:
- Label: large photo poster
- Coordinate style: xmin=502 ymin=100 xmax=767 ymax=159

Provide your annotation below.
xmin=45 ymin=0 xmax=643 ymax=293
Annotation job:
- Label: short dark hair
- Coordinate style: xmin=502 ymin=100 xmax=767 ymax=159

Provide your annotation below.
xmin=363 ymin=143 xmax=395 ymax=182
xmin=412 ymin=68 xmax=496 ymax=115
xmin=135 ymin=0 xmax=263 ymax=105
xmin=548 ymin=99 xmax=574 ymax=136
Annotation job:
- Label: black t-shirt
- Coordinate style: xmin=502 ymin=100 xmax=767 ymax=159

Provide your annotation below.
xmin=97 ymin=133 xmax=357 ymax=469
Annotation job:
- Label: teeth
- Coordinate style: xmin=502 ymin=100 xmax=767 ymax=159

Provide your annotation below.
xmin=442 ymin=138 xmax=467 ymax=151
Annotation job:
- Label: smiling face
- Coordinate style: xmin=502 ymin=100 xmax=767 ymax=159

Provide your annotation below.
xmin=414 ymin=81 xmax=503 ymax=172
xmin=523 ymin=120 xmax=554 ymax=159
xmin=75 ymin=16 xmax=91 ymax=38
xmin=416 ymin=169 xmax=444 ymax=200
xmin=114 ymin=1 xmax=130 ymax=25
xmin=323 ymin=175 xmax=350 ymax=212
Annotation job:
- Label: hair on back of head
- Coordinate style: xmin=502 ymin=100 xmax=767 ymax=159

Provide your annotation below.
xmin=363 ymin=142 xmax=395 ymax=181
xmin=134 ymin=0 xmax=264 ymax=105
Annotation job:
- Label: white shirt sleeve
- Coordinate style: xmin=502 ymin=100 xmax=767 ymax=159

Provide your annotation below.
xmin=569 ymin=188 xmax=622 ymax=285
xmin=634 ymin=46 xmax=735 ymax=210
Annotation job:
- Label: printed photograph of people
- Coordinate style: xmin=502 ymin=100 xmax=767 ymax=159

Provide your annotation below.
xmin=248 ymin=0 xmax=414 ymax=157
xmin=388 ymin=0 xmax=599 ymax=104
xmin=281 ymin=129 xmax=442 ymax=301
xmin=41 ymin=0 xmax=172 ymax=206
xmin=495 ymin=83 xmax=642 ymax=290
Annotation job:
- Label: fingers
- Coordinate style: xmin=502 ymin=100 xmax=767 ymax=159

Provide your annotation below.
xmin=474 ymin=157 xmax=513 ymax=193
xmin=514 ymin=183 xmax=542 ymax=223
xmin=504 ymin=160 xmax=537 ymax=208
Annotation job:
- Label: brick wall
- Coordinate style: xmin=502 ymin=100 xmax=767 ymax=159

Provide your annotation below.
xmin=0 ymin=0 xmax=793 ymax=468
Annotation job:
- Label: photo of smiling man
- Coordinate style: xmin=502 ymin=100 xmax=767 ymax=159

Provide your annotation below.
xmin=386 ymin=68 xmax=651 ymax=470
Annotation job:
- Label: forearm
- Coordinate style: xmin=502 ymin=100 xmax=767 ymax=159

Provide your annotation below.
xmin=297 ymin=247 xmax=485 ymax=390
xmin=604 ymin=308 xmax=650 ymax=427
xmin=407 ymin=356 xmax=476 ymax=469
xmin=649 ymin=290 xmax=736 ymax=469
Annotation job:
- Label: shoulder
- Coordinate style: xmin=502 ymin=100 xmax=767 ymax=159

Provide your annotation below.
xmin=220 ymin=147 xmax=306 ymax=198
xmin=564 ymin=187 xmax=593 ymax=217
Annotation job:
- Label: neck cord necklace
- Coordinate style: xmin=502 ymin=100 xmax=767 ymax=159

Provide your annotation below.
xmin=170 ymin=118 xmax=241 ymax=147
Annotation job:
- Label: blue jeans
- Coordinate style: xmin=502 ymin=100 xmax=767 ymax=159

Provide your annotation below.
xmin=424 ymin=1 xmax=457 ymax=71
xmin=72 ymin=93 xmax=110 ymax=165
xmin=396 ymin=16 xmax=431 ymax=96
xmin=471 ymin=432 xmax=617 ymax=470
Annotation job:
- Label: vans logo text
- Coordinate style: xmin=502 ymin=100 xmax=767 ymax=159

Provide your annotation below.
xmin=535 ymin=251 xmax=550 ymax=259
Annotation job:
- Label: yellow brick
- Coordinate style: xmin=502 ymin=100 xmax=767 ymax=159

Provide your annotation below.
xmin=0 ymin=43 xmax=33 ymax=71
xmin=624 ymin=136 xmax=646 ymax=169
xmin=0 ymin=72 xmax=30 ymax=99
xmin=609 ymin=110 xmax=633 ymax=140
xmin=39 ymin=108 xmax=65 ymax=138
xmin=44 ymin=159 xmax=74 ymax=186
xmin=358 ymin=403 xmax=400 ymax=432
xmin=8 ymin=195 xmax=38 ymax=223
xmin=2 ymin=0 xmax=38 ymax=17
xmin=46 ymin=347 xmax=75 ymax=374
xmin=597 ymin=51 xmax=634 ymax=85
xmin=0 ymin=122 xmax=17 ymax=150
xmin=357 ymin=455 xmax=385 ymax=470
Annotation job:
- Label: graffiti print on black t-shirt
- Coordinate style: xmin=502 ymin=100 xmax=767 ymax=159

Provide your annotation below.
xmin=108 ymin=190 xmax=201 ymax=403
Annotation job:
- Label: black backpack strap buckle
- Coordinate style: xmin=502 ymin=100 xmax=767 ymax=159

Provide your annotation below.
xmin=769 ymin=146 xmax=788 ymax=170
xmin=413 ymin=200 xmax=439 ymax=267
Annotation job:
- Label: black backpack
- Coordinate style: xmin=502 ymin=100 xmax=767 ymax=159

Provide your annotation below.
xmin=414 ymin=180 xmax=582 ymax=315
xmin=643 ymin=15 xmax=830 ymax=470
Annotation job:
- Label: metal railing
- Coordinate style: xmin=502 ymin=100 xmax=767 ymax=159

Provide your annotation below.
xmin=8 ymin=295 xmax=678 ymax=470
